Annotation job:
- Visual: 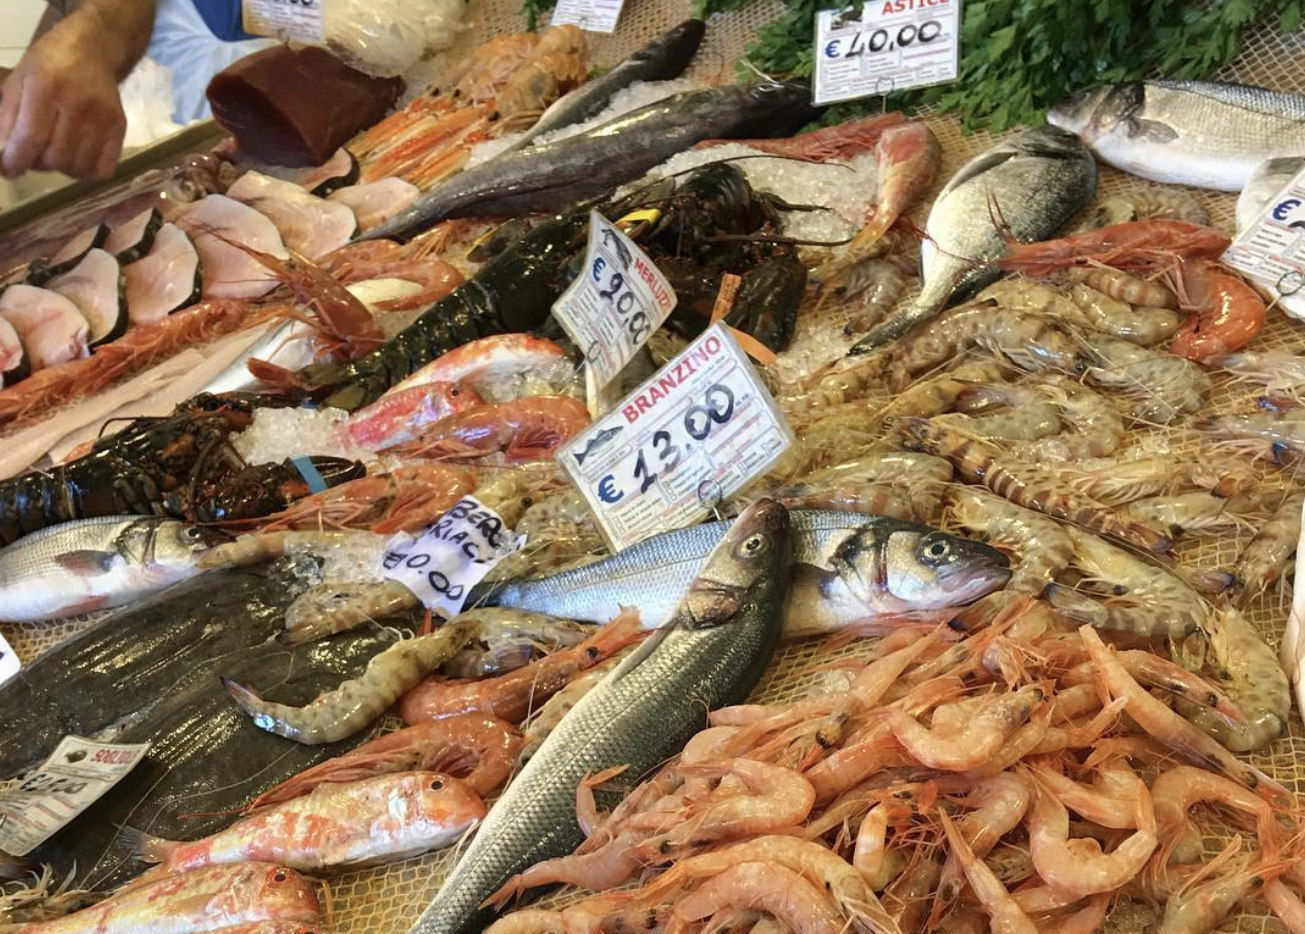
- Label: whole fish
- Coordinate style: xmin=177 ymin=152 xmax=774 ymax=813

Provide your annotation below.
xmin=850 ymin=126 xmax=1096 ymax=352
xmin=475 ymin=510 xmax=1009 ymax=636
xmin=408 ymin=499 xmax=792 ymax=934
xmin=502 ymin=19 xmax=707 ymax=153
xmin=5 ymin=863 xmax=319 ymax=934
xmin=362 ymin=82 xmax=821 ymax=241
xmin=0 ymin=516 xmax=209 ymax=623
xmin=1237 ymin=155 xmax=1305 ymax=232
xmin=1048 ymin=80 xmax=1305 ymax=191
xmin=131 ymin=772 xmax=485 ymax=873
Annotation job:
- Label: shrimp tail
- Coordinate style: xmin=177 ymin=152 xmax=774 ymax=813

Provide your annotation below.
xmin=245 ymin=358 xmax=312 ymax=392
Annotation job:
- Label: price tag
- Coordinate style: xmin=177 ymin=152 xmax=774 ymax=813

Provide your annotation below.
xmin=1223 ymin=164 xmax=1305 ymax=321
xmin=549 ymin=0 xmax=626 ymax=33
xmin=0 ymin=737 xmax=150 ymax=857
xmin=380 ymin=497 xmax=524 ymax=618
xmin=559 ymin=323 xmax=794 ymax=551
xmin=554 ymin=210 xmax=677 ymax=397
xmin=0 ymin=632 xmax=18 ymax=688
xmin=242 ymin=0 xmax=324 ymax=44
xmin=813 ymin=0 xmax=962 ymax=105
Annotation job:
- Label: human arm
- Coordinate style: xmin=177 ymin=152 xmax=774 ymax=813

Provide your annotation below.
xmin=0 ymin=0 xmax=157 ymax=179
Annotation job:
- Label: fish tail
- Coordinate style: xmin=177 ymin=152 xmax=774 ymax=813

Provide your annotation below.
xmin=122 ymin=826 xmax=180 ymax=865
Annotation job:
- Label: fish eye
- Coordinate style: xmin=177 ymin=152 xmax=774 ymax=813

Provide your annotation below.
xmin=586 ymin=646 xmax=600 ymax=659
xmin=919 ymin=537 xmax=951 ymax=567
xmin=273 ymin=871 xmax=288 ymax=882
xmin=185 ymin=527 xmax=203 ymax=539
xmin=737 ymin=534 xmax=768 ymax=557
xmin=430 ymin=779 xmax=444 ymax=790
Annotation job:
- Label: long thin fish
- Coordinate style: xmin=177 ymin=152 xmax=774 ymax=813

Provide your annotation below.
xmin=501 ymin=19 xmax=706 ymax=154
xmin=409 ymin=499 xmax=793 ymax=934
xmin=475 ymin=510 xmax=1009 ymax=635
xmin=850 ymin=126 xmax=1097 ymax=352
xmin=362 ymin=82 xmax=821 ymax=240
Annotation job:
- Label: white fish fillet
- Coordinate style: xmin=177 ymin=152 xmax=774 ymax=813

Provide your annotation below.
xmin=0 ymin=317 xmax=26 ymax=386
xmin=0 ymin=285 xmax=89 ymax=370
xmin=178 ymin=194 xmax=288 ymax=301
xmin=227 ymin=171 xmax=358 ymax=259
xmin=327 ymin=179 xmax=421 ymax=231
xmin=345 ymin=277 xmax=424 ymax=312
xmin=48 ymin=248 xmax=126 ymax=345
xmin=124 ymin=223 xmax=201 ymax=324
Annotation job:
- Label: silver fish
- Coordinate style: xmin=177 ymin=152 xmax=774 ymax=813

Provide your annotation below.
xmin=476 ymin=509 xmax=1010 ymax=636
xmin=850 ymin=126 xmax=1096 ymax=352
xmin=362 ymin=82 xmax=820 ymax=241
xmin=1048 ymin=80 xmax=1305 ymax=192
xmin=1236 ymin=155 xmax=1305 ymax=233
xmin=410 ymin=499 xmax=793 ymax=934
xmin=503 ymin=19 xmax=706 ymax=154
xmin=0 ymin=516 xmax=209 ymax=623
xmin=203 ymin=320 xmax=317 ymax=395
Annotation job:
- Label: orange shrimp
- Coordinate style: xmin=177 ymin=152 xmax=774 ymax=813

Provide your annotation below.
xmin=361 ymin=107 xmax=489 ymax=184
xmin=383 ymin=395 xmax=590 ymax=464
xmin=398 ymin=610 xmax=646 ymax=725
xmin=244 ymin=715 xmax=521 ymax=809
xmin=666 ymin=862 xmax=849 ymax=934
xmin=255 ymin=464 xmax=477 ymax=534
xmin=995 ymin=220 xmax=1231 ymax=277
xmin=1167 ymin=258 xmax=1266 ymax=362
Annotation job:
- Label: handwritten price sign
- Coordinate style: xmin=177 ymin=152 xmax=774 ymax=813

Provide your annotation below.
xmin=559 ymin=324 xmax=793 ymax=551
xmin=241 ymin=0 xmax=323 ymax=43
xmin=549 ymin=0 xmax=626 ymax=33
xmin=814 ymin=0 xmax=962 ymax=105
xmin=381 ymin=497 xmax=524 ymax=618
xmin=553 ymin=210 xmax=677 ymax=396
xmin=1224 ymin=162 xmax=1305 ymax=323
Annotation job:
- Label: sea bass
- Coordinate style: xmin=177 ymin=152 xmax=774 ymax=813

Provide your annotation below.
xmin=476 ymin=510 xmax=1009 ymax=636
xmin=5 ymin=863 xmax=319 ymax=934
xmin=503 ymin=19 xmax=706 ymax=153
xmin=132 ymin=772 xmax=485 ymax=873
xmin=409 ymin=499 xmax=793 ymax=934
xmin=0 ymin=516 xmax=209 ymax=622
xmin=362 ymin=82 xmax=820 ymax=241
xmin=850 ymin=126 xmax=1096 ymax=351
xmin=1048 ymin=80 xmax=1305 ymax=191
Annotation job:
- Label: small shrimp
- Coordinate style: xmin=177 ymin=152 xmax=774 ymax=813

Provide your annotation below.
xmin=768 ymin=482 xmax=916 ymax=520
xmin=244 ymin=714 xmax=521 ymax=809
xmin=1025 ymin=774 xmax=1157 ymax=896
xmin=1080 ymin=191 xmax=1211 ymax=229
xmin=519 ymin=652 xmax=629 ymax=764
xmin=383 ymin=395 xmax=590 ymax=464
xmin=1208 ymin=349 xmax=1305 ymax=397
xmin=836 ymin=259 xmax=911 ymax=334
xmin=223 ymin=620 xmax=476 ymax=744
xmin=1150 ymin=765 xmax=1282 ymax=866
xmin=1229 ymin=490 xmax=1303 ymax=607
xmin=1067 ymin=282 xmax=1181 ymax=346
xmin=1123 ymin=491 xmax=1265 ymax=539
xmin=898 ymin=417 xmax=1173 ymax=554
xmin=515 ymin=489 xmax=596 ymax=543
xmin=1026 ymin=760 xmax=1149 ymax=830
xmin=996 ymin=220 xmax=1230 ymax=277
xmin=1168 ymin=259 xmax=1266 ymax=361
xmin=945 ymin=486 xmax=1072 ymax=595
xmin=1264 ymin=880 xmax=1305 ymax=934
xmin=281 ymin=580 xmax=417 ymax=644
xmin=1175 ymin=605 xmax=1289 ymax=753
xmin=1080 ymin=333 xmax=1210 ymax=423
xmin=399 ymin=610 xmax=645 ymax=725
xmin=932 ymin=773 xmax=1033 ymax=918
xmin=1155 ymin=856 xmax=1264 ymax=934
xmin=937 ymin=810 xmax=1037 ymax=934
xmin=885 ymin=684 xmax=1043 ymax=771
xmin=875 ymin=359 xmax=1009 ymax=421
xmin=1078 ymin=625 xmax=1291 ymax=804
xmin=798 ymin=450 xmax=954 ymax=521
xmin=1065 ymin=263 xmax=1178 ymax=309
xmin=935 ymin=404 xmax=1063 ymax=443
xmin=633 ymin=760 xmax=816 ymax=859
xmin=1041 ymin=457 xmax=1173 ymax=507
xmin=666 ymin=862 xmax=849 ymax=934
xmin=885 ymin=304 xmax=1087 ymax=390
xmin=853 ymin=802 xmax=897 ymax=891
xmin=1056 ymin=649 xmax=1241 ymax=722
xmin=442 ymin=609 xmax=593 ymax=678
xmin=1046 ymin=526 xmax=1207 ymax=638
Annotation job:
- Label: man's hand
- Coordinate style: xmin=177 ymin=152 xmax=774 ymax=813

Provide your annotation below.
xmin=0 ymin=25 xmax=127 ymax=180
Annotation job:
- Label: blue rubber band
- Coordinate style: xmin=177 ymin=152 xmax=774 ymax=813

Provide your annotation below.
xmin=292 ymin=456 xmax=329 ymax=494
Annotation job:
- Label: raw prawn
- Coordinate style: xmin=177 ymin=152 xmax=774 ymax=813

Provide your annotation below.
xmin=1168 ymin=258 xmax=1266 ymax=361
xmin=1122 ymin=491 xmax=1265 ymax=538
xmin=666 ymin=862 xmax=849 ymax=934
xmin=1078 ymin=190 xmax=1210 ymax=229
xmin=1080 ymin=333 xmax=1210 ymax=423
xmin=224 ymin=620 xmax=476 ymax=744
xmin=382 ymin=395 xmax=590 ymax=463
xmin=937 ymin=810 xmax=1037 ymax=934
xmin=885 ymin=684 xmax=1044 ymax=771
xmin=1228 ymin=490 xmax=1303 ymax=607
xmin=995 ymin=220 xmax=1230 ymax=277
xmin=1065 ymin=264 xmax=1177 ymax=309
xmin=1150 ymin=765 xmax=1282 ymax=866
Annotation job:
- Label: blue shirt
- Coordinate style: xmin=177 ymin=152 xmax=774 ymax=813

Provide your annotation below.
xmin=190 ymin=0 xmax=259 ymax=42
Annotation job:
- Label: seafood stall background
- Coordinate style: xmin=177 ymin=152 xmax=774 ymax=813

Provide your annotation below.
xmin=2 ymin=1 xmax=1305 ymax=933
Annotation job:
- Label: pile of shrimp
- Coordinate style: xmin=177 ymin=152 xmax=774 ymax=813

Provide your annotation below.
xmin=484 ymin=597 xmax=1304 ymax=934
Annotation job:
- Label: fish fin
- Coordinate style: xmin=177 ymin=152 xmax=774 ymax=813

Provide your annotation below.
xmin=122 ymin=826 xmax=179 ymax=865
xmin=1126 ymin=117 xmax=1179 ymax=143
xmin=54 ymin=550 xmax=118 ymax=576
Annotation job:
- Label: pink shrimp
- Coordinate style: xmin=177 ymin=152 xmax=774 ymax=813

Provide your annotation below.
xmin=343 ymin=382 xmax=487 ymax=451
xmin=1167 ymin=258 xmax=1266 ymax=361
xmin=1264 ymin=880 xmax=1305 ymax=934
xmin=666 ymin=862 xmax=849 ymax=934
xmin=1150 ymin=765 xmax=1284 ymax=866
xmin=938 ymin=809 xmax=1037 ymax=934
xmin=885 ymin=684 xmax=1044 ymax=771
xmin=383 ymin=395 xmax=590 ymax=464
xmin=995 ymin=220 xmax=1231 ymax=277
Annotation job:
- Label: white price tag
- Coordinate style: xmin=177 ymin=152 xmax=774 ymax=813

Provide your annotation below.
xmin=380 ymin=497 xmax=524 ymax=618
xmin=0 ymin=632 xmax=18 ymax=687
xmin=813 ymin=1 xmax=962 ymax=105
xmin=550 ymin=0 xmax=625 ymax=33
xmin=1223 ymin=165 xmax=1305 ymax=321
xmin=241 ymin=0 xmax=324 ymax=44
xmin=559 ymin=323 xmax=794 ymax=551
xmin=0 ymin=737 xmax=150 ymax=857
xmin=554 ymin=210 xmax=677 ymax=396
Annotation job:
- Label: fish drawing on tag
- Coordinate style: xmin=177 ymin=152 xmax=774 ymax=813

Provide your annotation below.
xmin=573 ymin=425 xmax=623 ymax=466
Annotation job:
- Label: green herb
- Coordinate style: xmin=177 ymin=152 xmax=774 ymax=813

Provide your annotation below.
xmin=689 ymin=0 xmax=1302 ymax=132
xmin=521 ymin=0 xmax=557 ymax=31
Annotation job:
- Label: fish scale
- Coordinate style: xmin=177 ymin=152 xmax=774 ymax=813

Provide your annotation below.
xmin=410 ymin=500 xmax=793 ymax=934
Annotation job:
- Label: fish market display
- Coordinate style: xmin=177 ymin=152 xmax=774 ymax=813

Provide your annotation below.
xmin=410 ymin=499 xmax=792 ymax=934
xmin=1050 ymin=80 xmax=1305 ymax=190
xmin=6 ymin=16 xmax=1305 ymax=934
